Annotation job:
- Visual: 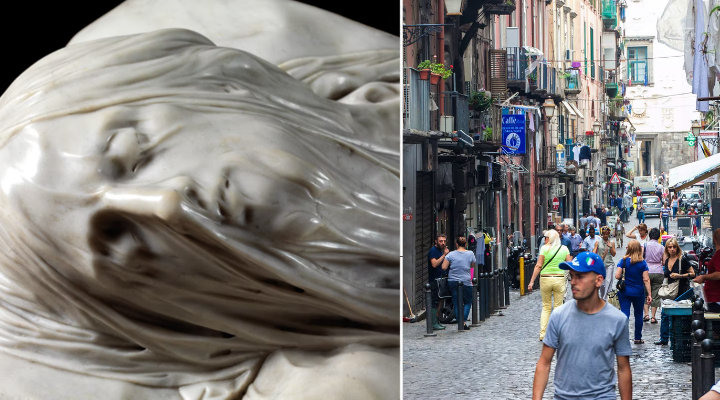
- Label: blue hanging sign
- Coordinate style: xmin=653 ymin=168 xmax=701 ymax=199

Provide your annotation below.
xmin=501 ymin=111 xmax=526 ymax=155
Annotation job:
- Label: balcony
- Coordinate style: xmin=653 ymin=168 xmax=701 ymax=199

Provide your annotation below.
xmin=536 ymin=64 xmax=557 ymax=96
xmin=403 ymin=68 xmax=430 ymax=131
xmin=564 ymin=70 xmax=580 ymax=95
xmin=483 ymin=0 xmax=516 ymax=15
xmin=538 ymin=145 xmax=558 ymax=174
xmin=506 ymin=47 xmax=537 ymax=90
xmin=604 ymin=68 xmax=618 ymax=96
xmin=607 ymin=98 xmax=627 ymax=120
xmin=441 ymin=91 xmax=469 ymax=134
xmin=605 ymin=82 xmax=618 ymax=97
xmin=602 ymin=0 xmax=618 ymax=30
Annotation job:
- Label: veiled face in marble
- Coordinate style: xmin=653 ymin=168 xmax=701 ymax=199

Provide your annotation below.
xmin=0 ymin=29 xmax=398 ymax=371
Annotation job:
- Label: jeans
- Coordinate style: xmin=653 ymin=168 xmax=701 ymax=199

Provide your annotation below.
xmin=638 ymin=211 xmax=645 ymax=223
xmin=672 ymin=206 xmax=678 ymax=218
xmin=662 ymin=216 xmax=669 ymax=232
xmin=448 ymin=280 xmax=472 ymax=324
xmin=660 ymin=312 xmax=670 ymax=342
xmin=539 ymin=276 xmax=566 ymax=339
xmin=619 ymin=291 xmax=646 ymax=340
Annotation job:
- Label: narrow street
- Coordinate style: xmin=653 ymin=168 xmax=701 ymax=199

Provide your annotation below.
xmin=403 ymin=211 xmax=708 ymax=399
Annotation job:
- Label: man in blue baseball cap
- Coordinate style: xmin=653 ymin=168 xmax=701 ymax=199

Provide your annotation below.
xmin=532 ymin=252 xmax=633 ymax=400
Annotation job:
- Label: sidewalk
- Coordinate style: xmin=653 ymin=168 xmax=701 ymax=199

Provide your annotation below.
xmin=403 ymin=288 xmax=695 ymax=399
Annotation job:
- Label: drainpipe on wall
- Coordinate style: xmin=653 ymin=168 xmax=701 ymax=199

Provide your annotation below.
xmin=530 ymin=122 xmax=537 ymax=257
xmin=438 ymin=0 xmax=445 ymax=118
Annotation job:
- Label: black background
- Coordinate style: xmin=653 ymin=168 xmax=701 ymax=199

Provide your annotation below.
xmin=0 ymin=2 xmax=399 ymax=93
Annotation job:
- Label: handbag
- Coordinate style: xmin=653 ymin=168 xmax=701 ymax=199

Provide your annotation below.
xmin=616 ymin=258 xmax=627 ymax=292
xmin=435 ymin=277 xmax=452 ymax=298
xmin=658 ymin=279 xmax=679 ymax=300
xmin=659 ymin=256 xmax=685 ymax=299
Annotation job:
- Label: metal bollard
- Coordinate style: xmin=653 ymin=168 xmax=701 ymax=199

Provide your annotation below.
xmin=496 ymin=270 xmax=505 ymax=315
xmin=457 ymin=282 xmax=465 ymax=331
xmin=694 ymin=298 xmax=706 ymax=325
xmin=693 ymin=326 xmax=704 ymax=400
xmin=480 ymin=272 xmax=488 ymax=321
xmin=489 ymin=270 xmax=497 ymax=314
xmin=424 ymin=283 xmax=436 ymax=337
xmin=504 ymin=267 xmax=511 ymax=306
xmin=471 ymin=278 xmax=480 ymax=327
xmin=497 ymin=268 xmax=505 ymax=308
xmin=701 ymin=338 xmax=716 ymax=395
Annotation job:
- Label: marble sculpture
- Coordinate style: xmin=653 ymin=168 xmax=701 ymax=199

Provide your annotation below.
xmin=0 ymin=1 xmax=399 ymax=399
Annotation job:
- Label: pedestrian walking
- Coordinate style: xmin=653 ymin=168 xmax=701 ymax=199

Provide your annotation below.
xmin=660 ymin=203 xmax=671 ymax=233
xmin=643 ymin=228 xmax=665 ymax=324
xmin=593 ymin=226 xmax=617 ymax=300
xmin=567 ymin=227 xmax=582 ymax=256
xmin=671 ymin=194 xmax=679 ymax=220
xmin=623 ymin=192 xmax=633 ymax=222
xmin=625 ymin=223 xmax=649 ymax=247
xmin=615 ymin=220 xmax=625 ymax=248
xmin=615 ymin=240 xmax=652 ymax=344
xmin=527 ymin=229 xmax=573 ymax=341
xmin=688 ymin=206 xmax=699 ymax=235
xmin=656 ymin=237 xmax=696 ymax=345
xmin=579 ymin=213 xmax=589 ymax=232
xmin=636 ymin=200 xmax=646 ymax=224
xmin=532 ymin=251 xmax=632 ymax=400
xmin=427 ymin=234 xmax=450 ymax=330
xmin=581 ymin=226 xmax=599 ymax=252
xmin=694 ymin=229 xmax=720 ymax=313
xmin=442 ymin=236 xmax=476 ymax=330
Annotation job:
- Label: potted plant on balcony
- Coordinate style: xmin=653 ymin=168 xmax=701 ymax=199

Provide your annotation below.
xmin=417 ymin=59 xmax=432 ymax=80
xmin=430 ymin=62 xmax=453 ymax=84
xmin=468 ymin=91 xmax=492 ymax=113
xmin=483 ymin=127 xmax=493 ymax=141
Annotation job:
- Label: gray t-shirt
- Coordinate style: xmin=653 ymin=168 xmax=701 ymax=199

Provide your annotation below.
xmin=445 ymin=250 xmax=475 ymax=285
xmin=543 ymin=299 xmax=631 ymax=400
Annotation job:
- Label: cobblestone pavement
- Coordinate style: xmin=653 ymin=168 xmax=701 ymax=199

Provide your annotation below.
xmin=403 ymin=210 xmax=714 ymax=399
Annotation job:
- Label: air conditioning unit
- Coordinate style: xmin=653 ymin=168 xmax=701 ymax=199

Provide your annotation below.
xmin=557 ymin=182 xmax=566 ymax=197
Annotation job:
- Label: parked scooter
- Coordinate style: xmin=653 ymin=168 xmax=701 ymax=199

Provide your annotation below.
xmin=696 ymin=246 xmax=715 ymax=276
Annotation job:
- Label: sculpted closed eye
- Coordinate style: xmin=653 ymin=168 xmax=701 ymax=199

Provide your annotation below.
xmin=100 ymin=129 xmax=150 ymax=179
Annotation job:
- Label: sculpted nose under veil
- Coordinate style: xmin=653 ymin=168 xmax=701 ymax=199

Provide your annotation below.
xmin=0 ymin=28 xmax=398 ymax=394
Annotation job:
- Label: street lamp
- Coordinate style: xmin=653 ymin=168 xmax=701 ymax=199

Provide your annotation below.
xmin=543 ymin=98 xmax=556 ymax=118
xmin=692 ymin=120 xmax=702 ymax=136
xmin=592 ymin=120 xmax=602 ymax=136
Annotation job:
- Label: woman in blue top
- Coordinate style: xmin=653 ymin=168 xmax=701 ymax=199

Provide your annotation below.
xmin=615 ymin=239 xmax=652 ymax=344
xmin=442 ymin=236 xmax=476 ymax=330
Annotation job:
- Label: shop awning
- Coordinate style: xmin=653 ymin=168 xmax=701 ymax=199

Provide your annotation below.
xmin=668 ymin=152 xmax=720 ymax=191
xmin=567 ymin=101 xmax=585 ymax=119
xmin=561 ymin=101 xmax=576 ymax=117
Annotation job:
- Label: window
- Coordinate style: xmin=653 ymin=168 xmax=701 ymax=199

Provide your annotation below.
xmin=628 ymin=46 xmax=648 ymax=84
xmin=584 ymin=23 xmax=587 ymax=75
xmin=590 ymin=28 xmax=595 ymax=79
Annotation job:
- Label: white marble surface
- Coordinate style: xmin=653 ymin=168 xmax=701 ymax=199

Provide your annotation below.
xmin=0 ymin=2 xmax=399 ymax=398
xmin=69 ymin=0 xmax=398 ymax=64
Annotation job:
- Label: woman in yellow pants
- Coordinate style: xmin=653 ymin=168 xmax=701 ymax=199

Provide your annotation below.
xmin=527 ymin=229 xmax=573 ymax=340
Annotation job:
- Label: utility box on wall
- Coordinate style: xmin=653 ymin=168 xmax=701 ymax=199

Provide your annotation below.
xmin=506 ymin=27 xmax=519 ymax=48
